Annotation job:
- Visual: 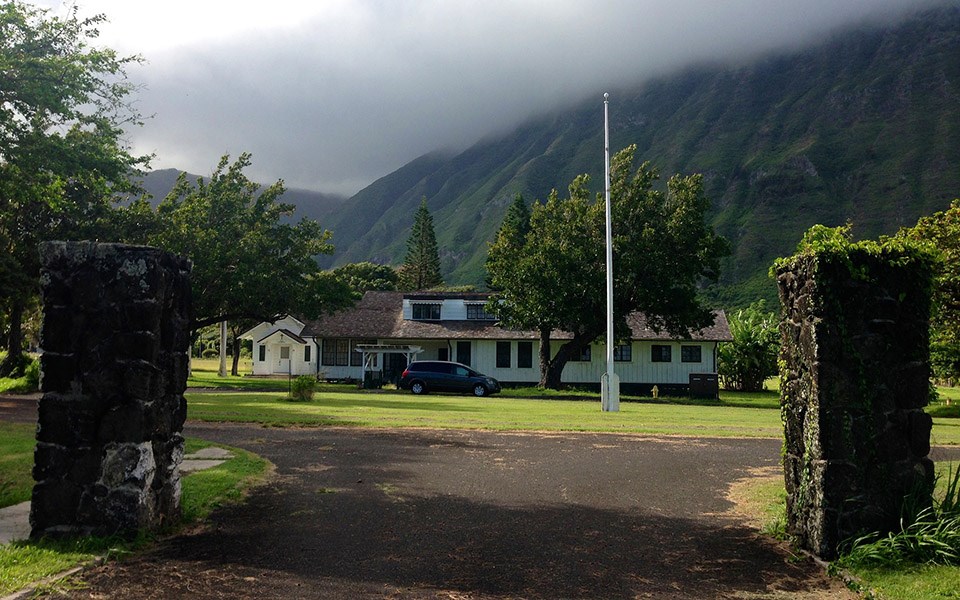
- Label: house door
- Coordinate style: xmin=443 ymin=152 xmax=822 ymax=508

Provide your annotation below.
xmin=385 ymin=353 xmax=408 ymax=384
xmin=276 ymin=345 xmax=291 ymax=374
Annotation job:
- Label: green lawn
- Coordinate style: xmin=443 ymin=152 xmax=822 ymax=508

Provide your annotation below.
xmin=0 ymin=423 xmax=35 ymax=508
xmin=0 ymin=432 xmax=270 ymax=596
xmin=185 ymin=388 xmax=788 ymax=438
xmin=183 ymin=386 xmax=960 ymax=445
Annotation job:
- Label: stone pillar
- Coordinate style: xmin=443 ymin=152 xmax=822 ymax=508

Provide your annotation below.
xmin=777 ymin=249 xmax=934 ymax=559
xmin=31 ymin=242 xmax=192 ymax=538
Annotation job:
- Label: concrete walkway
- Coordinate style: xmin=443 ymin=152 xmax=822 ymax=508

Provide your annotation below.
xmin=0 ymin=447 xmax=233 ymax=545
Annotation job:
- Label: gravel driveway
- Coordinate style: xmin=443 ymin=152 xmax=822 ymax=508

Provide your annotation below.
xmin=42 ymin=423 xmax=857 ymax=599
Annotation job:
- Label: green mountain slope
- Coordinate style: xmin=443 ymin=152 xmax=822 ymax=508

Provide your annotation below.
xmin=335 ymin=6 xmax=960 ymax=306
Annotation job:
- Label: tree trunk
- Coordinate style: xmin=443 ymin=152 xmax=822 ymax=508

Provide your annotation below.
xmin=538 ymin=328 xmax=595 ymax=390
xmin=231 ymin=336 xmax=242 ymax=376
xmin=538 ymin=328 xmax=552 ymax=388
xmin=0 ymin=299 xmax=26 ymax=377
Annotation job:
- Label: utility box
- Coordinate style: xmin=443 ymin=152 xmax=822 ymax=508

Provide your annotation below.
xmin=363 ymin=371 xmax=383 ymax=389
xmin=689 ymin=373 xmax=719 ymax=399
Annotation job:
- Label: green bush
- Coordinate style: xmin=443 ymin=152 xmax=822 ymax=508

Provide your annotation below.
xmin=24 ymin=358 xmax=39 ymax=388
xmin=718 ymin=300 xmax=779 ymax=392
xmin=288 ymin=375 xmax=317 ymax=401
xmin=839 ymin=468 xmax=960 ymax=567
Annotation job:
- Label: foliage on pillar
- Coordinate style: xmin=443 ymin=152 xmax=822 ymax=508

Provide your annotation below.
xmin=774 ymin=224 xmax=937 ymax=559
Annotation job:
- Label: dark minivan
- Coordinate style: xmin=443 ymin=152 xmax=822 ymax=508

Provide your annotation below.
xmin=399 ymin=360 xmax=501 ymax=397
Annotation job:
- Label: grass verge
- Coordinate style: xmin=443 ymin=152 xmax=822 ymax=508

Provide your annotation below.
xmin=737 ymin=462 xmax=960 ymax=600
xmin=0 ymin=435 xmax=270 ymax=597
xmin=0 ymin=423 xmax=35 ymax=508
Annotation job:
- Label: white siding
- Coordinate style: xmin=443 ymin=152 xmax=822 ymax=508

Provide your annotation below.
xmin=443 ymin=299 xmax=468 ymax=320
xmin=245 ymin=317 xmax=307 ymax=376
xmin=468 ymin=339 xmax=717 ymax=386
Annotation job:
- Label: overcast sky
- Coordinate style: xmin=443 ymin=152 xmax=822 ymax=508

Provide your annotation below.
xmin=31 ymin=0 xmax=946 ymax=196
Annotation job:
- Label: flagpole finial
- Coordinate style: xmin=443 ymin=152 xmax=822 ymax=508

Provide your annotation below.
xmin=604 ymin=92 xmax=609 ymax=101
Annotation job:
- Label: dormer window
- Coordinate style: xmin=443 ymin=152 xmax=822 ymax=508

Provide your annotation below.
xmin=412 ymin=303 xmax=441 ymax=320
xmin=466 ymin=303 xmax=496 ymax=320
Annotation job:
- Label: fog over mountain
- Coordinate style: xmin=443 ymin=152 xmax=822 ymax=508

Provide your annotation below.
xmin=32 ymin=0 xmax=950 ymax=195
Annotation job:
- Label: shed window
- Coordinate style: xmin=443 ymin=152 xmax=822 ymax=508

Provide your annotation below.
xmin=496 ymin=341 xmax=511 ymax=368
xmin=280 ymin=346 xmax=290 ymax=360
xmin=304 ymin=344 xmax=312 ymax=362
xmin=517 ymin=342 xmax=533 ymax=368
xmin=457 ymin=341 xmax=472 ymax=366
xmin=681 ymin=345 xmax=702 ymax=363
xmin=258 ymin=344 xmax=265 ymax=362
xmin=614 ymin=344 xmax=632 ymax=362
xmin=651 ymin=345 xmax=672 ymax=363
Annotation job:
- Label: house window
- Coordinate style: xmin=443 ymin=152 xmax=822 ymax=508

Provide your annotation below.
xmin=614 ymin=344 xmax=632 ymax=362
xmin=280 ymin=346 xmax=290 ymax=360
xmin=304 ymin=344 xmax=312 ymax=362
xmin=517 ymin=341 xmax=533 ymax=368
xmin=651 ymin=345 xmax=672 ymax=363
xmin=412 ymin=303 xmax=441 ymax=320
xmin=575 ymin=345 xmax=592 ymax=362
xmin=496 ymin=341 xmax=511 ymax=368
xmin=457 ymin=341 xmax=471 ymax=366
xmin=258 ymin=344 xmax=265 ymax=362
xmin=322 ymin=338 xmax=350 ymax=366
xmin=466 ymin=303 xmax=496 ymax=320
xmin=438 ymin=347 xmax=449 ymax=361
xmin=350 ymin=339 xmax=374 ymax=367
xmin=681 ymin=345 xmax=702 ymax=363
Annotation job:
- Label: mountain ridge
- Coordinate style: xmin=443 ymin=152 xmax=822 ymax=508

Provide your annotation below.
xmin=323 ymin=4 xmax=960 ymax=306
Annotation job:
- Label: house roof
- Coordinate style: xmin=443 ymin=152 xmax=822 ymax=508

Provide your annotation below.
xmin=302 ymin=291 xmax=733 ymax=342
xmin=239 ymin=316 xmax=305 ymax=340
xmin=256 ymin=328 xmax=307 ymax=345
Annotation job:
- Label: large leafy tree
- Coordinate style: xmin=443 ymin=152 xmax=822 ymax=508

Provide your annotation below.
xmin=487 ymin=145 xmax=728 ymax=388
xmin=898 ymin=200 xmax=960 ymax=381
xmin=398 ymin=198 xmax=443 ymax=290
xmin=149 ymin=153 xmax=351 ymax=331
xmin=0 ymin=1 xmax=147 ymax=375
xmin=717 ymin=300 xmax=779 ymax=391
xmin=332 ymin=261 xmax=399 ymax=297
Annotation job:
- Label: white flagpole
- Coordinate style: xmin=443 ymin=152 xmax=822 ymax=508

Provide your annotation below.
xmin=601 ymin=93 xmax=620 ymax=412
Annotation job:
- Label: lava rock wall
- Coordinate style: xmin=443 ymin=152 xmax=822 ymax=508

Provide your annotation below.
xmin=777 ymin=249 xmax=933 ymax=559
xmin=31 ymin=242 xmax=192 ymax=538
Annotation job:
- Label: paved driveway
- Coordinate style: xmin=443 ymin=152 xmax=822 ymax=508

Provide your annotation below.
xmin=46 ymin=424 xmax=857 ymax=599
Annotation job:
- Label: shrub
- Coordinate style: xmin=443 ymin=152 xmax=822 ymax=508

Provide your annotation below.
xmin=289 ymin=375 xmax=317 ymax=401
xmin=839 ymin=468 xmax=960 ymax=567
xmin=24 ymin=357 xmax=39 ymax=388
xmin=718 ymin=300 xmax=779 ymax=391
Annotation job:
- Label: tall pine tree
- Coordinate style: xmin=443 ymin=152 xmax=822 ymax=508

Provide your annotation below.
xmin=399 ymin=198 xmax=443 ymax=290
xmin=485 ymin=193 xmax=530 ymax=290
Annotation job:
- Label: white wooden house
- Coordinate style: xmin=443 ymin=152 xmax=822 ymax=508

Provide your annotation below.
xmin=243 ymin=291 xmax=732 ymax=395
xmin=239 ymin=315 xmax=316 ymax=377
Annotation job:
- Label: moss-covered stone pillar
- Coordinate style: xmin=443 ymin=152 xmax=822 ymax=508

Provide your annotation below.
xmin=31 ymin=242 xmax=192 ymax=538
xmin=776 ymin=246 xmax=934 ymax=559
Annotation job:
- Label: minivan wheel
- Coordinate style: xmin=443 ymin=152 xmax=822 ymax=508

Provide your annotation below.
xmin=473 ymin=384 xmax=487 ymax=397
xmin=410 ymin=381 xmax=426 ymax=395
